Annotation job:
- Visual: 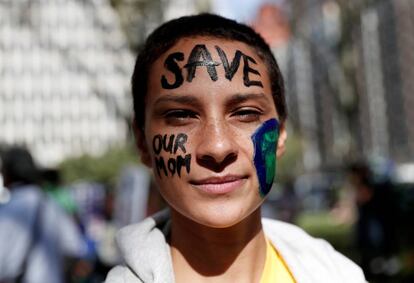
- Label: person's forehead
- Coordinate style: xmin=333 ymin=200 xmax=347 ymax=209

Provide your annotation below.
xmin=147 ymin=36 xmax=271 ymax=93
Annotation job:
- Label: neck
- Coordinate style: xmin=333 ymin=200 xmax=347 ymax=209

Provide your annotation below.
xmin=169 ymin=208 xmax=266 ymax=283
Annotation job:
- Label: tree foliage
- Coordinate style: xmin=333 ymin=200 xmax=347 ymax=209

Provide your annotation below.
xmin=59 ymin=144 xmax=140 ymax=186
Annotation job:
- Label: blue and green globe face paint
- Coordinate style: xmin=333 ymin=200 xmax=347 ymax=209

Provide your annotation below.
xmin=251 ymin=118 xmax=280 ymax=197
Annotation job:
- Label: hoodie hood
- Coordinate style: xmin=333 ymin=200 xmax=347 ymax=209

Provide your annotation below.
xmin=115 ymin=209 xmax=174 ymax=283
xmin=108 ymin=210 xmax=365 ymax=283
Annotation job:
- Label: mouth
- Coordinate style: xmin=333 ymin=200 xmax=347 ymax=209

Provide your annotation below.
xmin=190 ymin=175 xmax=247 ymax=195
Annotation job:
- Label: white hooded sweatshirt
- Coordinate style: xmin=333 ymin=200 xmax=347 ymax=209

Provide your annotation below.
xmin=105 ymin=209 xmax=366 ymax=283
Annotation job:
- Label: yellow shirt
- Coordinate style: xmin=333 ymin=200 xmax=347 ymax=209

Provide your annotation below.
xmin=260 ymin=238 xmax=296 ymax=283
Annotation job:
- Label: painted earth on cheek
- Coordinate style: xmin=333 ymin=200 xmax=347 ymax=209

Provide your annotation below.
xmin=251 ymin=118 xmax=279 ymax=197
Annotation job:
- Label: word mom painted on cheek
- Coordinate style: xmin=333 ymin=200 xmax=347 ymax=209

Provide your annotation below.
xmin=161 ymin=44 xmax=264 ymax=89
xmin=152 ymin=133 xmax=191 ymax=178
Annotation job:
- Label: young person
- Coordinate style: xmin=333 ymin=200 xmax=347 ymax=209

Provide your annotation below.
xmin=106 ymin=14 xmax=366 ymax=283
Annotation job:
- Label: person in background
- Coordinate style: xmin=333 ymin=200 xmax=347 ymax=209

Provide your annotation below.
xmin=41 ymin=168 xmax=78 ymax=216
xmin=348 ymin=162 xmax=400 ymax=281
xmin=0 ymin=146 xmax=87 ymax=283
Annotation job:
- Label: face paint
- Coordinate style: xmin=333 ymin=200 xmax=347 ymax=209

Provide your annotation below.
xmin=160 ymin=44 xmax=264 ymax=89
xmin=154 ymin=154 xmax=191 ymax=178
xmin=152 ymin=133 xmax=191 ymax=178
xmin=161 ymin=52 xmax=185 ymax=89
xmin=184 ymin=44 xmax=220 ymax=82
xmin=215 ymin=46 xmax=243 ymax=81
xmin=251 ymin=119 xmax=279 ymax=197
xmin=243 ymin=55 xmax=263 ymax=88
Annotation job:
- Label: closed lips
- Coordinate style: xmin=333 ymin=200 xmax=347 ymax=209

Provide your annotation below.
xmin=190 ymin=175 xmax=247 ymax=194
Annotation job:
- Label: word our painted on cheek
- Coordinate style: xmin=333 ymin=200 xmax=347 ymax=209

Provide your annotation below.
xmin=152 ymin=133 xmax=191 ymax=178
xmin=161 ymin=44 xmax=263 ymax=89
xmin=251 ymin=119 xmax=279 ymax=197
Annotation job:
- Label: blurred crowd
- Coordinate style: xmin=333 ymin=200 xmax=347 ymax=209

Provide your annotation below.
xmin=1 ymin=145 xmax=413 ymax=283
xmin=0 ymin=145 xmax=165 ymax=283
xmin=347 ymin=162 xmax=414 ymax=282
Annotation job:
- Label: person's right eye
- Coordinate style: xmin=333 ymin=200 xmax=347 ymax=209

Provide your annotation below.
xmin=163 ymin=109 xmax=198 ymax=125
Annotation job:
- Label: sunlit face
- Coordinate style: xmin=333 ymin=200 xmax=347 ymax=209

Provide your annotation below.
xmin=139 ymin=36 xmax=283 ymax=228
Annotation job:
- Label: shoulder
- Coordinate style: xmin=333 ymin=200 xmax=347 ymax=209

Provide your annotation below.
xmin=11 ymin=184 xmax=42 ymax=202
xmin=262 ymin=218 xmax=313 ymax=242
xmin=105 ymin=265 xmax=142 ymax=283
xmin=262 ymin=218 xmax=366 ymax=282
xmin=111 ymin=209 xmax=175 ymax=283
xmin=262 ymin=218 xmax=333 ymax=250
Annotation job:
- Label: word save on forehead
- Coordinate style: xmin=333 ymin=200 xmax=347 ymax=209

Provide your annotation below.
xmin=161 ymin=44 xmax=264 ymax=89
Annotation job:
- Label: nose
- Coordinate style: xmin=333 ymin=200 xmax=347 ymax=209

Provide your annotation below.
xmin=195 ymin=120 xmax=238 ymax=172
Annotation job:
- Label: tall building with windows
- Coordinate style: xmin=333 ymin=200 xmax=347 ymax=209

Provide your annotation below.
xmin=356 ymin=0 xmax=414 ymax=163
xmin=250 ymin=0 xmax=414 ymax=168
xmin=0 ymin=0 xmax=134 ymax=166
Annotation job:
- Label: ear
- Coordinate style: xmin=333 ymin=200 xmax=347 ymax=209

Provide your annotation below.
xmin=276 ymin=123 xmax=287 ymax=158
xmin=132 ymin=118 xmax=152 ymax=168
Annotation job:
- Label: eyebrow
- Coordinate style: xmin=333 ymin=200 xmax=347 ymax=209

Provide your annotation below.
xmin=225 ymin=92 xmax=270 ymax=108
xmin=154 ymin=94 xmax=202 ymax=108
xmin=153 ymin=92 xmax=270 ymax=109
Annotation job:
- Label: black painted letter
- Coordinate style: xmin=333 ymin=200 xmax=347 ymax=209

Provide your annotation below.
xmin=167 ymin=158 xmax=176 ymax=176
xmin=176 ymin=154 xmax=191 ymax=177
xmin=155 ymin=156 xmax=168 ymax=177
xmin=163 ymin=134 xmax=175 ymax=154
xmin=184 ymin=45 xmax=220 ymax=82
xmin=161 ymin=52 xmax=184 ymax=89
xmin=152 ymin=135 xmax=163 ymax=155
xmin=216 ymin=46 xmax=243 ymax=81
xmin=173 ymin=133 xmax=188 ymax=154
xmin=243 ymin=55 xmax=263 ymax=88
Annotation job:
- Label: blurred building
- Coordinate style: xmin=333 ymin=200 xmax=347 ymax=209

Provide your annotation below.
xmin=0 ymin=0 xmax=134 ymax=166
xmin=113 ymin=0 xmax=209 ymax=51
xmin=356 ymin=0 xmax=414 ymax=162
xmin=251 ymin=1 xmax=346 ymax=170
xmin=251 ymin=0 xmax=414 ymax=170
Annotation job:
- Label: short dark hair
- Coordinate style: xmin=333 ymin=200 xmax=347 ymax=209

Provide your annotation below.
xmin=132 ymin=13 xmax=287 ymax=131
xmin=1 ymin=146 xmax=39 ymax=186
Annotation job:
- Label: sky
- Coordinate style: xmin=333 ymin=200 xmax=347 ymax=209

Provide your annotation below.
xmin=211 ymin=0 xmax=285 ymax=23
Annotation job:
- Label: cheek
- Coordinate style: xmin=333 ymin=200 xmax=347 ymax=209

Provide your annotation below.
xmin=251 ymin=119 xmax=279 ymax=197
xmin=150 ymin=133 xmax=192 ymax=179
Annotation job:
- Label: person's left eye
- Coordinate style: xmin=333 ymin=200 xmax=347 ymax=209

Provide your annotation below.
xmin=231 ymin=108 xmax=263 ymax=123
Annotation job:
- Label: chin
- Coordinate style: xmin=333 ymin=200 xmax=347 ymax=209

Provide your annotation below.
xmin=174 ymin=198 xmax=262 ymax=229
